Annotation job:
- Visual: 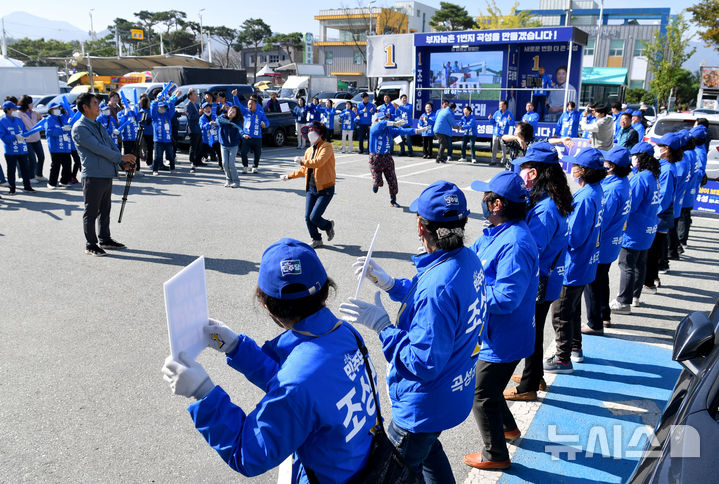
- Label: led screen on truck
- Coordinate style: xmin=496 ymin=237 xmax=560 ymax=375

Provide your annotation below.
xmin=428 ymin=51 xmax=504 ymax=101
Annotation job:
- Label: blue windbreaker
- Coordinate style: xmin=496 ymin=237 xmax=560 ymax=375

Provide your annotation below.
xmin=631 ymin=122 xmax=645 ymax=141
xmin=339 ymin=109 xmax=357 ymax=130
xmin=292 ymin=105 xmax=307 ymax=123
xmin=522 ymin=111 xmax=539 ymax=134
xmin=526 ymin=194 xmax=569 ymax=302
xmin=695 ymin=145 xmax=708 ymax=179
xmin=684 ymin=147 xmax=705 ymax=208
xmin=434 ymin=106 xmax=457 ymax=137
xmin=151 ymin=100 xmax=176 ymax=143
xmin=139 ymin=107 xmax=153 ymax=134
xmin=217 ymin=115 xmax=243 ymax=147
xmin=622 ymin=170 xmax=660 ymax=251
xmin=459 ymin=115 xmax=478 ymax=137
xmin=97 ymin=113 xmax=120 ymax=146
xmin=319 ymin=106 xmax=336 ymax=131
xmin=672 ymin=154 xmax=691 ymax=219
xmin=368 ymin=121 xmax=415 ymax=155
xmin=307 ymin=103 xmax=322 ymax=123
xmin=117 ymin=109 xmax=140 ymax=142
xmin=563 ymin=182 xmax=604 ymax=286
xmin=613 ymin=113 xmax=622 ymax=138
xmin=382 ymin=247 xmax=486 ymax=432
xmin=419 ymin=111 xmax=436 ymax=137
xmin=239 ymin=104 xmax=270 ymax=139
xmin=376 ymin=103 xmax=397 ymax=120
xmin=598 ymin=175 xmax=631 ymax=264
xmin=199 ymin=113 xmax=219 ymax=145
xmin=555 ymin=110 xmax=580 ymax=138
xmin=489 ymin=109 xmax=514 ymax=137
xmin=397 ymin=103 xmax=413 ymax=128
xmin=356 ymin=102 xmax=375 ymax=126
xmin=656 ymin=159 xmax=677 ymax=233
xmin=471 ymin=221 xmax=538 ymax=363
xmin=188 ymin=309 xmax=373 ymax=483
xmin=45 ymin=114 xmax=73 ymax=153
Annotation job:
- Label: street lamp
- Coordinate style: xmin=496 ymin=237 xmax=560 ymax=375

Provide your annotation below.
xmin=368 ymin=1 xmax=376 ymax=37
xmin=199 ymin=9 xmax=206 ymax=59
xmin=89 ymin=9 xmax=96 ymax=41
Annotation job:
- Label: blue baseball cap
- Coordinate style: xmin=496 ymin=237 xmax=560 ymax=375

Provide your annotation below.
xmin=2 ymin=100 xmax=20 ymax=110
xmin=201 ymin=102 xmax=210 ymax=109
xmin=651 ymin=132 xmax=682 ymax=150
xmin=691 ymin=125 xmax=707 ymax=140
xmin=47 ymin=101 xmax=61 ymax=109
xmin=471 ymin=171 xmax=529 ymax=203
xmin=511 ymin=141 xmax=559 ymax=166
xmin=600 ymin=146 xmax=631 ymax=168
xmin=258 ymin=238 xmax=328 ymax=300
xmin=409 ymin=180 xmax=470 ymax=222
xmin=562 ymin=146 xmax=606 ymax=170
xmin=677 ymin=129 xmax=691 ymax=147
xmin=630 ymin=141 xmax=654 ymax=156
xmin=631 ymin=110 xmax=643 ymax=118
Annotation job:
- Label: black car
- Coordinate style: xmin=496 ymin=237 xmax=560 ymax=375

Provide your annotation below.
xmin=627 ymin=298 xmax=719 ymax=483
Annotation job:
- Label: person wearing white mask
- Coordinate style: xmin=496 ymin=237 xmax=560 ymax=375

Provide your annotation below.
xmin=0 ymin=100 xmax=35 ymax=194
xmin=280 ymin=122 xmax=337 ymax=249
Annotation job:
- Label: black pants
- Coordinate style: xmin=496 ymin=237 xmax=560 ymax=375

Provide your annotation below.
xmin=4 ymin=154 xmax=33 ymax=191
xmin=203 ymin=142 xmax=221 ymax=163
xmin=436 ymin=134 xmax=452 ymax=161
xmin=517 ymin=299 xmax=552 ymax=393
xmin=189 ymin=133 xmax=202 ymax=166
xmin=422 ymin=137 xmax=433 ymax=157
xmin=668 ymin=218 xmax=682 ymax=258
xmin=585 ymin=263 xmax=611 ymax=330
xmin=70 ymin=150 xmax=81 ymax=179
xmin=49 ymin=152 xmax=72 ymax=186
xmin=241 ymin=137 xmax=262 ymax=168
xmin=122 ymin=140 xmax=136 ymax=155
xmin=473 ymin=359 xmax=520 ymax=462
xmin=676 ymin=207 xmax=692 ymax=245
xmin=645 ymin=232 xmax=667 ymax=285
xmin=616 ymin=247 xmax=648 ymax=304
xmin=551 ymin=284 xmax=585 ymax=361
xmin=143 ymin=135 xmax=154 ymax=167
xmin=82 ymin=177 xmax=113 ymax=248
xmin=357 ymin=124 xmax=370 ymax=154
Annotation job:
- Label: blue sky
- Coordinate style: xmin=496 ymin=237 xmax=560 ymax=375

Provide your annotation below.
xmin=0 ymin=0 xmax=696 ymax=40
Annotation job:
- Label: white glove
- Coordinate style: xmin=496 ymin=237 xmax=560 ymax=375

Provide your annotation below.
xmin=416 ymin=126 xmax=429 ymax=133
xmin=339 ymin=292 xmax=392 ymax=334
xmin=352 ymin=256 xmax=395 ymax=291
xmin=280 ymin=174 xmax=289 ymax=181
xmin=293 ymin=156 xmax=303 ymax=165
xmin=62 ymin=125 xmax=72 ymax=131
xmin=204 ymin=318 xmax=239 ymax=354
xmin=162 ymin=352 xmax=215 ymax=400
xmin=113 ymin=129 xmax=120 ymax=135
xmin=15 ymin=134 xmax=25 ymax=142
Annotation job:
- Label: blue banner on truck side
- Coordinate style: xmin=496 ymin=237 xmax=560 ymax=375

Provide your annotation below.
xmin=414 ymin=28 xmax=575 ymax=47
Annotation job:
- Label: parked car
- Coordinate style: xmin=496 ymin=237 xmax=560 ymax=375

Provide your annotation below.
xmin=627 ymin=298 xmax=719 ymax=483
xmin=692 ymin=108 xmax=719 ymax=116
xmin=645 ymin=113 xmax=719 ymax=147
xmin=31 ymin=94 xmax=61 ymax=116
xmin=706 ymin=145 xmax=719 ymax=181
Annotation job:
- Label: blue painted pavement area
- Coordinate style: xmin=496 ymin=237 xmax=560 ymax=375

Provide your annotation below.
xmin=499 ymin=335 xmax=682 ymax=484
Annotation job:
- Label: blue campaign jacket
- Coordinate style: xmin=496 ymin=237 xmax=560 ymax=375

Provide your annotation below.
xmin=695 ymin=145 xmax=708 ymax=179
xmin=1 ymin=115 xmax=30 ymax=155
xmin=555 ymin=110 xmax=580 ymax=137
xmin=368 ymin=121 xmax=415 ymax=155
xmin=614 ymin=113 xmax=622 ymax=138
xmin=292 ymin=105 xmax=307 ymax=123
xmin=239 ymin=104 xmax=270 ymax=139
xmin=188 ymin=309 xmax=373 ymax=483
xmin=489 ymin=109 xmax=514 ymax=137
xmin=199 ymin=113 xmax=219 ymax=145
xmin=397 ymin=103 xmax=413 ymax=128
xmin=419 ymin=112 xmax=436 ymax=137
xmin=622 ymin=169 xmax=660 ymax=251
xmin=673 ymin=154 xmax=691 ymax=219
xmin=71 ymin=115 xmax=123 ymax=178
xmin=598 ymin=175 xmax=631 ymax=264
xmin=381 ymin=247 xmax=486 ymax=433
xmin=657 ymin=160 xmax=677 ymax=233
xmin=526 ymin=194 xmax=569 ymax=302
xmin=45 ymin=114 xmax=73 ymax=153
xmin=459 ymin=115 xmax=478 ymax=137
xmin=522 ymin=111 xmax=539 ymax=133
xmin=118 ymin=110 xmax=140 ymax=142
xmin=339 ymin=109 xmax=357 ymax=130
xmin=319 ymin=107 xmax=336 ymax=131
xmin=563 ymin=182 xmax=604 ymax=286
xmin=434 ymin=106 xmax=457 ymax=137
xmin=97 ymin=114 xmax=120 ymax=146
xmin=307 ymin=103 xmax=322 ymax=123
xmin=471 ymin=221 xmax=538 ymax=363
xmin=684 ymin=148 xmax=704 ymax=208
xmin=139 ymin=107 xmax=153 ymax=133
xmin=377 ymin=103 xmax=397 ymax=120
xmin=631 ymin=122 xmax=645 ymax=141
xmin=151 ymin=99 xmax=176 ymax=143
xmin=217 ymin=115 xmax=243 ymax=147
xmin=356 ymin=102 xmax=375 ymax=126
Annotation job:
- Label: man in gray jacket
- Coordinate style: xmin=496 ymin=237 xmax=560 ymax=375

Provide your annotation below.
xmin=72 ymin=93 xmax=136 ymax=256
xmin=579 ymin=103 xmax=614 ymax=150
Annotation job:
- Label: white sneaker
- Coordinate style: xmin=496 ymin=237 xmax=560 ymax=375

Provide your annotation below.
xmin=243 ymin=167 xmax=249 ymax=174
xmin=230 ymin=183 xmax=239 ymax=188
xmin=47 ymin=183 xmax=57 ymax=190
xmin=458 ymin=158 xmax=467 ymax=162
xmin=58 ymin=183 xmax=69 ymax=188
xmin=251 ymin=167 xmax=258 ymax=173
xmin=36 ymin=175 xmax=48 ymax=182
xmin=643 ymin=285 xmax=658 ymax=295
xmin=224 ymin=182 xmax=230 ymax=187
xmin=609 ymin=299 xmax=631 ymax=314
xmin=471 ymin=158 xmax=478 ymax=163
xmin=632 ymin=298 xmax=641 ymax=307
xmin=659 ymin=268 xmax=669 ymax=274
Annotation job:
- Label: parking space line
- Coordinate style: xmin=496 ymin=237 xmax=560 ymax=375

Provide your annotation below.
xmin=394 ymin=160 xmax=436 ymax=171
xmin=397 ymin=165 xmax=449 ymax=178
xmin=335 ymin=172 xmax=432 ymax=187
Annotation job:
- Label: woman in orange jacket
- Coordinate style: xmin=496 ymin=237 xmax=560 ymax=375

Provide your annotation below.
xmin=281 ymin=121 xmax=336 ymax=248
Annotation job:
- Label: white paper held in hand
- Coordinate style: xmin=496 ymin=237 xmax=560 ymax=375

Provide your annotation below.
xmin=393 ymin=135 xmax=403 ymax=145
xmin=354 ymin=224 xmax=380 ymax=299
xmin=280 ymin=102 xmax=290 ymax=113
xmin=164 ymin=256 xmax=209 ymax=362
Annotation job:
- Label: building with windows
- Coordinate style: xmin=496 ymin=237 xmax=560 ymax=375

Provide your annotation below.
xmin=313 ymin=1 xmax=436 ymax=88
xmin=521 ymin=1 xmax=670 ymax=104
xmin=235 ymin=42 xmax=301 ymax=81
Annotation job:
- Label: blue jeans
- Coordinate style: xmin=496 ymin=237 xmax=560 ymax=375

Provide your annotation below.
xmin=461 ymin=135 xmax=476 ymax=159
xmin=221 ymin=144 xmax=240 ymax=184
xmin=27 ymin=140 xmax=45 ymax=177
xmin=386 ymin=419 xmax=455 ymax=484
xmin=305 ymin=185 xmax=334 ymax=241
xmin=240 ymin=137 xmax=262 ymax=168
xmin=153 ymin=142 xmax=175 ymax=171
xmin=400 ymin=133 xmax=413 ymax=155
xmin=357 ymin=124 xmax=370 ymax=153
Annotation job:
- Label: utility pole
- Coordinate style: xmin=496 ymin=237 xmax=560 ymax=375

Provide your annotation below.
xmin=116 ymin=21 xmax=122 ymax=58
xmin=199 ymin=9 xmax=205 ymax=59
xmin=89 ymin=9 xmax=96 ymax=41
xmin=160 ymin=32 xmax=164 ymax=55
xmin=1 ymin=17 xmax=8 ymax=58
xmin=595 ymin=0 xmax=604 ymax=67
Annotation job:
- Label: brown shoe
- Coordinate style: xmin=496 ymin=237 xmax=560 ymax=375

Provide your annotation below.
xmin=463 ymin=453 xmax=511 ymax=470
xmin=581 ymin=324 xmax=604 ymax=335
xmin=603 ymin=320 xmax=612 ymax=328
xmin=511 ymin=374 xmax=547 ymax=391
xmin=504 ymin=428 xmax=521 ymax=441
xmin=503 ymin=386 xmax=537 ymax=402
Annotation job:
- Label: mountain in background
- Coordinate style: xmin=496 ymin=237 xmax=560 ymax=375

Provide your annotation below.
xmin=684 ymin=41 xmax=719 ymax=72
xmin=2 ymin=11 xmax=108 ymax=42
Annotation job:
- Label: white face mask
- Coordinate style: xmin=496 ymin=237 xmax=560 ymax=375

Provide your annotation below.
xmin=51 ymin=109 xmax=61 ymax=116
xmin=10 ymin=110 xmax=20 ymax=117
xmin=308 ymin=131 xmax=321 ymax=145
xmin=654 ymin=146 xmax=664 ymax=159
xmin=102 ymin=109 xmax=110 ymax=116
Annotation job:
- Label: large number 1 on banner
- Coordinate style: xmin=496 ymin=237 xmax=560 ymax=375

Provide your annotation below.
xmin=384 ymin=44 xmax=397 ymax=69
xmin=532 ymin=55 xmax=540 ymax=71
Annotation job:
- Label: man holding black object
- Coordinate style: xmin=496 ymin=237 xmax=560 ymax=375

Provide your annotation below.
xmin=72 ymin=93 xmax=136 ymax=257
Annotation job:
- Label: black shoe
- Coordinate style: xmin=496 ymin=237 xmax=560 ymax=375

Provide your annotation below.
xmin=372 ymin=185 xmax=379 ymax=193
xmin=326 ymin=220 xmax=335 ymax=241
xmin=668 ymin=255 xmax=680 ymax=261
xmin=159 ymin=165 xmax=170 ymax=171
xmin=390 ymin=200 xmax=400 ymax=208
xmin=24 ymin=187 xmax=35 ymax=192
xmin=99 ymin=239 xmax=126 ymax=250
xmin=196 ymin=161 xmax=207 ymax=167
xmin=85 ymin=245 xmax=107 ymax=257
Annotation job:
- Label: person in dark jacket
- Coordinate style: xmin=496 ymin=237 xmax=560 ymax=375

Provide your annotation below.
xmin=185 ymin=88 xmax=203 ymax=172
xmin=217 ymin=106 xmax=243 ymax=188
xmin=614 ymin=112 xmax=639 ymax=149
xmin=264 ymin=92 xmax=281 ymax=113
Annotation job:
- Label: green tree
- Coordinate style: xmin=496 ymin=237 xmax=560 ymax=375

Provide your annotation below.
xmin=7 ymin=37 xmax=76 ymax=65
xmin=476 ymin=0 xmax=541 ymax=30
xmin=429 ymin=2 xmax=476 ymax=31
xmin=208 ymin=26 xmax=239 ymax=68
xmin=687 ymin=0 xmax=719 ymax=50
xmin=108 ymin=17 xmax=144 ymax=55
xmin=625 ymin=87 xmax=648 ymax=104
xmin=644 ymin=13 xmax=696 ymax=107
xmin=236 ymin=18 xmax=273 ymax=83
xmin=263 ymin=33 xmax=303 ymax=63
xmin=674 ymin=69 xmax=700 ymax=105
xmin=165 ymin=30 xmax=197 ymax=56
xmin=86 ymin=35 xmax=119 ymax=57
xmin=155 ymin=10 xmax=187 ymax=33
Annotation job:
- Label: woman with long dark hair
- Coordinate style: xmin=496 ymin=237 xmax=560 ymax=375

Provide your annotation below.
xmin=501 ymin=121 xmax=534 ymax=170
xmin=138 ymin=94 xmax=154 ymax=169
xmin=504 ymin=142 xmax=573 ymax=402
xmin=217 ymin=105 xmax=244 ymax=188
xmin=17 ymin=94 xmax=46 ymax=182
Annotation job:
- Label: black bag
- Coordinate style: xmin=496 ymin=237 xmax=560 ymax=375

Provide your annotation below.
xmin=306 ymin=329 xmax=420 ymax=484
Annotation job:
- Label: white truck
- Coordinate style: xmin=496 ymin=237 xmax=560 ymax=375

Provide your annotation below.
xmin=0 ymin=66 xmax=60 ymax=102
xmin=279 ymin=75 xmax=338 ymax=101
